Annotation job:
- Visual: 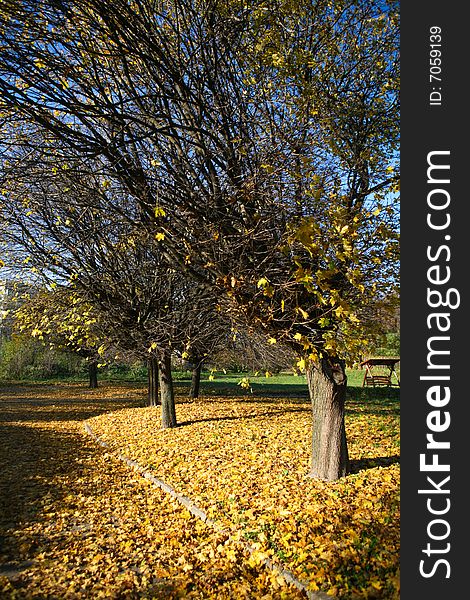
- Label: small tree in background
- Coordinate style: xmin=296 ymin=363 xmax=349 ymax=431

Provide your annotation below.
xmin=15 ymin=288 xmax=106 ymax=388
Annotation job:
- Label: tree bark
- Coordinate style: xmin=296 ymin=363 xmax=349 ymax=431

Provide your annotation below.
xmin=158 ymin=351 xmax=177 ymax=428
xmin=148 ymin=356 xmax=160 ymax=406
xmin=88 ymin=361 xmax=98 ymax=389
xmin=189 ymin=359 xmax=202 ymax=399
xmin=306 ymin=357 xmax=349 ymax=480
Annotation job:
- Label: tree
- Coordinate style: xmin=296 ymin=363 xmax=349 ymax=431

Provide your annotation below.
xmin=0 ymin=0 xmax=399 ymax=478
xmin=361 ymin=292 xmax=400 ymax=358
xmin=0 ymin=278 xmax=33 ymax=339
xmin=211 ymin=326 xmax=297 ymax=375
xmin=0 ymin=156 xmax=232 ymax=423
xmin=178 ymin=298 xmax=233 ymax=399
xmin=15 ymin=288 xmax=105 ymax=388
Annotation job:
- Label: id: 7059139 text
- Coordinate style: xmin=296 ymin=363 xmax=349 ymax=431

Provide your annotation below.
xmin=429 ymin=26 xmax=442 ymax=106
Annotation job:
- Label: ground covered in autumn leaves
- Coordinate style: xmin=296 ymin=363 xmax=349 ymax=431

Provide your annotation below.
xmin=0 ymin=380 xmax=399 ymax=599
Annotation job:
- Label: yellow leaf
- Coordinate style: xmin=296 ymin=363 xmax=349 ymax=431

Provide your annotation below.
xmin=324 ymin=339 xmax=337 ymax=351
xmin=248 ymin=550 xmax=269 ymax=566
xmin=334 ymin=305 xmax=348 ymax=318
xmin=260 ymin=163 xmax=275 ymax=173
xmin=296 ymin=307 xmax=309 ymax=320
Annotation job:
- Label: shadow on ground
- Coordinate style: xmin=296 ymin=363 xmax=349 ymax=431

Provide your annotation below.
xmin=0 ymin=393 xmax=141 ymax=563
xmin=349 ymin=455 xmax=400 ymax=474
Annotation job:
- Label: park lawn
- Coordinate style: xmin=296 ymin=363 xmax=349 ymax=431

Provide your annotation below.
xmin=87 ymin=376 xmax=400 ymax=599
xmin=174 ymin=366 xmax=397 ymax=394
xmin=17 ymin=365 xmax=377 ymax=395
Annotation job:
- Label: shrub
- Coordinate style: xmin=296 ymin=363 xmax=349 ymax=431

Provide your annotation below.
xmin=0 ymin=334 xmax=85 ymax=380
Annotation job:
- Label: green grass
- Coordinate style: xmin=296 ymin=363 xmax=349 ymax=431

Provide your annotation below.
xmin=174 ymin=367 xmax=400 ymax=404
xmin=191 ymin=367 xmax=386 ymax=390
xmin=175 ymin=369 xmax=309 ymax=398
xmin=1 ymin=366 xmax=400 ymax=406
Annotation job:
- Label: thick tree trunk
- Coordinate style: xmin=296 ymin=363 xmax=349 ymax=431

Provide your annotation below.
xmin=147 ymin=357 xmax=160 ymax=406
xmin=158 ymin=351 xmax=177 ymax=428
xmin=88 ymin=361 xmax=98 ymax=389
xmin=306 ymin=358 xmax=349 ymax=480
xmin=189 ymin=360 xmax=202 ymax=399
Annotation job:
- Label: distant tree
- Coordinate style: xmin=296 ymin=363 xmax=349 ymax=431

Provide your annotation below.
xmin=362 ymin=293 xmax=400 ymax=358
xmin=212 ymin=326 xmax=297 ymax=375
xmin=0 ymin=279 xmax=31 ymax=339
xmin=15 ymin=288 xmax=106 ymax=388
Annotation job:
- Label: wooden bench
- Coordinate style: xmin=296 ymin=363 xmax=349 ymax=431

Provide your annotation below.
xmin=360 ymin=357 xmax=400 ymax=388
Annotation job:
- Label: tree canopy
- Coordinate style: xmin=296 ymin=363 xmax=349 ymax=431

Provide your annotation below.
xmin=0 ymin=0 xmax=399 ymax=479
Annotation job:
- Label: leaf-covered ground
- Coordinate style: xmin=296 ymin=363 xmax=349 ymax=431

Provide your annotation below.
xmin=0 ymin=381 xmax=399 ymax=599
xmin=0 ymin=382 xmax=307 ymax=599
xmin=87 ymin=386 xmax=400 ymax=599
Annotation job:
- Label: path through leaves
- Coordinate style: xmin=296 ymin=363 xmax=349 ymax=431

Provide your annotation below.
xmin=0 ymin=383 xmax=305 ymax=599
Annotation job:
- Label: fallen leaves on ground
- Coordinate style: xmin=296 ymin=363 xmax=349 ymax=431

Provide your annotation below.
xmin=86 ymin=389 xmax=400 ymax=599
xmin=0 ymin=382 xmax=306 ymax=599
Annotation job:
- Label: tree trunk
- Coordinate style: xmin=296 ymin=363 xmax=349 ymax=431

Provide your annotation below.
xmin=189 ymin=359 xmax=202 ymax=399
xmin=88 ymin=361 xmax=98 ymax=389
xmin=306 ymin=357 xmax=349 ymax=480
xmin=148 ymin=357 xmax=160 ymax=406
xmin=158 ymin=351 xmax=177 ymax=428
